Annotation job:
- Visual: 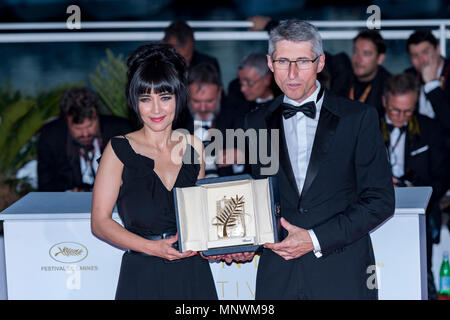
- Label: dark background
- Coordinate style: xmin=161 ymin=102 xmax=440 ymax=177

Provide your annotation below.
xmin=1 ymin=0 xmax=449 ymax=94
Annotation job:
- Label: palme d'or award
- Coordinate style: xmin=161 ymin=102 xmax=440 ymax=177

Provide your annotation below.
xmin=213 ymin=195 xmax=247 ymax=239
xmin=173 ymin=175 xmax=280 ymax=256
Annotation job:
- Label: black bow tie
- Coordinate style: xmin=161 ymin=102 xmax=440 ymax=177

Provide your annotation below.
xmin=386 ymin=122 xmax=407 ymax=134
xmin=281 ymin=86 xmax=324 ymax=120
xmin=282 ymin=101 xmax=316 ymax=119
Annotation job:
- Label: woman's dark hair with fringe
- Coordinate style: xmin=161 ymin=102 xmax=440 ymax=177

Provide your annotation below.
xmin=126 ymin=43 xmax=188 ymax=123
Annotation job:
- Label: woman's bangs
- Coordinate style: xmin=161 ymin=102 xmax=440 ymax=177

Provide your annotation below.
xmin=137 ymin=63 xmax=178 ymax=96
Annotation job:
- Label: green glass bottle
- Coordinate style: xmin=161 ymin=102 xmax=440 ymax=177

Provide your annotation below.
xmin=440 ymin=251 xmax=450 ymax=296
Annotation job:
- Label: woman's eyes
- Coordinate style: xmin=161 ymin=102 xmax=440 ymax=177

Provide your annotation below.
xmin=139 ymin=95 xmax=173 ymax=102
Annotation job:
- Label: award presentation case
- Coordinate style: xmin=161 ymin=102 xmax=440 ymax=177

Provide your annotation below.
xmin=173 ymin=175 xmax=281 ymax=256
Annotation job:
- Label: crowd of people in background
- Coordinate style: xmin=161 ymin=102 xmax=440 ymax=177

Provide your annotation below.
xmin=35 ymin=18 xmax=450 ymax=299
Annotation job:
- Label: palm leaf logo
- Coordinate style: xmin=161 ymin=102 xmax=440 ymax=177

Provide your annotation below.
xmin=212 ymin=195 xmax=245 ymax=238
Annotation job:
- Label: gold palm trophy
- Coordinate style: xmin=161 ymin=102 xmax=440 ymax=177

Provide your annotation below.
xmin=212 ymin=195 xmax=247 ymax=239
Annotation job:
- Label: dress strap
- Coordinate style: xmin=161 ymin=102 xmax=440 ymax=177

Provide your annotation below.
xmin=110 ymin=136 xmax=135 ymax=166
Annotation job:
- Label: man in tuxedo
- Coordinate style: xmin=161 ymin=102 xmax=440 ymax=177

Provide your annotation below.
xmin=346 ymin=30 xmax=391 ymax=120
xmin=243 ymin=20 xmax=395 ymax=299
xmin=173 ymin=62 xmax=239 ymax=177
xmin=37 ymin=87 xmax=131 ymax=191
xmin=405 ymin=30 xmax=450 ymax=130
xmin=227 ymin=53 xmax=279 ymax=118
xmin=381 ymin=73 xmax=448 ymax=298
xmin=404 ymin=30 xmax=450 ymax=206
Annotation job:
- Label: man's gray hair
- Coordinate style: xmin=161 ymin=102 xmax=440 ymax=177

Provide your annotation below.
xmin=268 ymin=19 xmax=324 ymax=58
xmin=238 ymin=53 xmax=270 ymax=77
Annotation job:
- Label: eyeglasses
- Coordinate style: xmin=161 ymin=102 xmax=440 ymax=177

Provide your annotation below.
xmin=239 ymin=76 xmax=264 ymax=88
xmin=271 ymin=56 xmax=320 ymax=70
xmin=388 ymin=107 xmax=414 ymax=117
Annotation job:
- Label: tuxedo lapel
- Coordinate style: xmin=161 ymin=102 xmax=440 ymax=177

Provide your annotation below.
xmin=404 ymin=129 xmax=411 ymax=172
xmin=405 ymin=127 xmax=423 ymax=171
xmin=265 ymin=97 xmax=300 ymax=198
xmin=300 ymin=94 xmax=340 ymax=200
xmin=263 ymin=92 xmax=340 ymax=201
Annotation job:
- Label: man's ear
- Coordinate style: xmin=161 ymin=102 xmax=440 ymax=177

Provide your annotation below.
xmin=377 ymin=53 xmax=386 ymax=66
xmin=316 ymin=54 xmax=325 ymax=74
xmin=267 ymin=54 xmax=274 ymax=73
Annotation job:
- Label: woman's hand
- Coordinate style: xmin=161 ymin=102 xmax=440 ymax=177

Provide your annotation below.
xmin=147 ymin=233 xmax=197 ymax=261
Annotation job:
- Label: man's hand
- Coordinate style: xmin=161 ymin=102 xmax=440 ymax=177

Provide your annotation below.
xmin=264 ymin=217 xmax=314 ymax=260
xmin=420 ymin=53 xmax=441 ymax=83
xmin=392 ymin=177 xmax=399 ymax=187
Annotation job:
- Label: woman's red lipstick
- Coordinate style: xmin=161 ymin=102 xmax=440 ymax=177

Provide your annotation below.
xmin=150 ymin=116 xmax=165 ymax=122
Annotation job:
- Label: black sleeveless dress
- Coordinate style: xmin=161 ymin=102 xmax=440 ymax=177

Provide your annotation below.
xmin=110 ymin=137 xmax=217 ymax=300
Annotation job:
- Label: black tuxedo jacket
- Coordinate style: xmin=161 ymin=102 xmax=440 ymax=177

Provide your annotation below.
xmin=405 ymin=58 xmax=450 ymax=192
xmin=383 ymin=115 xmax=448 ymax=244
xmin=244 ymin=90 xmax=395 ymax=299
xmin=37 ymin=114 xmax=132 ymax=191
xmin=386 ymin=115 xmax=448 ymax=200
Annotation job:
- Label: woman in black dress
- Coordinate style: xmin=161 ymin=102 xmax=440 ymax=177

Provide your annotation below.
xmin=91 ymin=43 xmax=218 ymax=300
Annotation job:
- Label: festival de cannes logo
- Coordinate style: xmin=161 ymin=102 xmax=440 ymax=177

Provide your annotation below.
xmin=49 ymin=242 xmax=88 ymax=263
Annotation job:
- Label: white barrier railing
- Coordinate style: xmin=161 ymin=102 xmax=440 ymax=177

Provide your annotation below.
xmin=0 ymin=20 xmax=449 ymax=55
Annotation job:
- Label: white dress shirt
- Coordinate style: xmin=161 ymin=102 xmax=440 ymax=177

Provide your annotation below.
xmin=193 ymin=118 xmax=213 ymax=141
xmin=193 ymin=116 xmax=219 ymax=178
xmin=80 ymin=137 xmax=101 ymax=186
xmin=255 ymin=94 xmax=274 ymax=104
xmin=282 ymin=81 xmax=324 ymax=258
xmin=386 ymin=117 xmax=406 ymax=179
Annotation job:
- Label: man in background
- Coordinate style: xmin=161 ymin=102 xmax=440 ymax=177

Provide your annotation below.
xmin=405 ymin=30 xmax=450 ymax=130
xmin=381 ymin=73 xmax=448 ymax=299
xmin=347 ymin=30 xmax=391 ymax=119
xmin=227 ymin=52 xmax=279 ymax=117
xmin=37 ymin=87 xmax=131 ymax=191
xmin=173 ymin=63 xmax=238 ymax=177
xmin=162 ymin=20 xmax=221 ymax=75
